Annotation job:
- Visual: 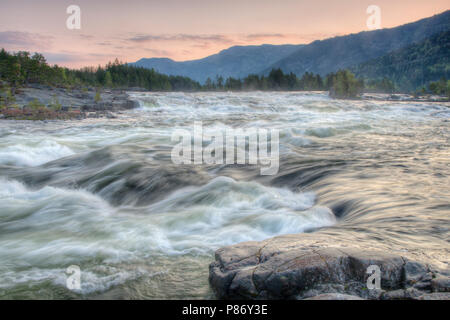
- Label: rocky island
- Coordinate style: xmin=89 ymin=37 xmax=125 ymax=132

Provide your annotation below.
xmin=0 ymin=83 xmax=139 ymax=120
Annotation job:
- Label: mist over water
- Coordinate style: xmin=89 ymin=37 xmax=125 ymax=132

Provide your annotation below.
xmin=0 ymin=92 xmax=449 ymax=299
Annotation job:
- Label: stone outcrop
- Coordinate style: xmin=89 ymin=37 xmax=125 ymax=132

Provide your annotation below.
xmin=2 ymin=86 xmax=140 ymax=120
xmin=209 ymin=233 xmax=449 ymax=300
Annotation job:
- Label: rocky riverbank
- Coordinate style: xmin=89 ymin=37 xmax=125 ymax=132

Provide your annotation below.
xmin=209 ymin=232 xmax=450 ymax=300
xmin=361 ymin=92 xmax=450 ymax=102
xmin=0 ymin=84 xmax=140 ymax=120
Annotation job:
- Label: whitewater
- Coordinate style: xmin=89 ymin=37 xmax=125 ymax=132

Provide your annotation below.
xmin=0 ymin=91 xmax=448 ymax=299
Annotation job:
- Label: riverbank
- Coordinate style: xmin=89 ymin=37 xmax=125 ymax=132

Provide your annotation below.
xmin=362 ymin=92 xmax=450 ymax=103
xmin=1 ymin=86 xmax=448 ymax=121
xmin=0 ymin=85 xmax=139 ymax=120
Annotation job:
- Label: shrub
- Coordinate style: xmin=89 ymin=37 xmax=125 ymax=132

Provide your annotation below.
xmin=94 ymin=90 xmax=101 ymax=103
xmin=49 ymin=94 xmax=62 ymax=111
xmin=329 ymin=70 xmax=364 ymax=99
xmin=27 ymin=98 xmax=45 ymax=111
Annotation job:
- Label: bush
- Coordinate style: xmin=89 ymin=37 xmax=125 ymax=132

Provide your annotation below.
xmin=27 ymin=98 xmax=45 ymax=111
xmin=0 ymin=84 xmax=15 ymax=106
xmin=328 ymin=70 xmax=364 ymax=99
xmin=49 ymin=94 xmax=62 ymax=111
xmin=94 ymin=90 xmax=101 ymax=103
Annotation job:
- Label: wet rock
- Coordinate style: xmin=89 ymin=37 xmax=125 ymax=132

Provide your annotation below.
xmin=404 ymin=261 xmax=430 ymax=284
xmin=416 ymin=292 xmax=450 ymax=300
xmin=381 ymin=288 xmax=424 ymax=300
xmin=8 ymin=86 xmax=139 ymax=120
xmin=431 ymin=276 xmax=450 ymax=292
xmin=305 ymin=293 xmax=364 ymax=300
xmin=209 ymin=233 xmax=449 ymax=300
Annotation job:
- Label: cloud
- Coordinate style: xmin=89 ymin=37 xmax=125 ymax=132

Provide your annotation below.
xmin=244 ymin=33 xmax=287 ymax=40
xmin=143 ymin=48 xmax=172 ymax=56
xmin=0 ymin=31 xmax=53 ymax=49
xmin=41 ymin=52 xmax=80 ymax=64
xmin=42 ymin=51 xmax=114 ymax=65
xmin=127 ymin=33 xmax=234 ymax=44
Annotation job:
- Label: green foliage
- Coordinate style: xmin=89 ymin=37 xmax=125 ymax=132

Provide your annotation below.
xmin=104 ymin=71 xmax=113 ymax=87
xmin=49 ymin=94 xmax=62 ymax=111
xmin=365 ymin=78 xmax=396 ymax=93
xmin=428 ymin=77 xmax=448 ymax=95
xmin=27 ymin=98 xmax=45 ymax=111
xmin=0 ymin=82 xmax=15 ymax=107
xmin=0 ymin=48 xmax=368 ymax=98
xmin=0 ymin=49 xmax=200 ymax=91
xmin=94 ymin=90 xmax=101 ymax=103
xmin=204 ymin=69 xmax=325 ymax=91
xmin=352 ymin=31 xmax=450 ymax=92
xmin=327 ymin=70 xmax=364 ymax=99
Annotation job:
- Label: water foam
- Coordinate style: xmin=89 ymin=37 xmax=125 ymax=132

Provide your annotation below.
xmin=0 ymin=177 xmax=335 ymax=293
xmin=0 ymin=140 xmax=74 ymax=166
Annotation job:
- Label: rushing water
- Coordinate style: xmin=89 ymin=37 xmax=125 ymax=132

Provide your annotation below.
xmin=0 ymin=92 xmax=449 ymax=299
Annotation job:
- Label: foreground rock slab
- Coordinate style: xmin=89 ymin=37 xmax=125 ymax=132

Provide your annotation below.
xmin=209 ymin=233 xmax=449 ymax=300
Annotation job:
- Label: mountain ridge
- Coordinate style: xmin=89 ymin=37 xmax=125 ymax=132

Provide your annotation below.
xmin=132 ymin=10 xmax=450 ymax=84
xmin=266 ymin=10 xmax=450 ymax=76
xmin=351 ymin=30 xmax=450 ymax=91
xmin=132 ymin=44 xmax=303 ymax=83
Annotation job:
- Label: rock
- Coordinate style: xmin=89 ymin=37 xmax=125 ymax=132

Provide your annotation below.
xmin=381 ymin=288 xmax=428 ymax=300
xmin=211 ymin=243 xmax=404 ymax=299
xmin=404 ymin=261 xmax=430 ymax=284
xmin=305 ymin=293 xmax=364 ymax=300
xmin=431 ymin=276 xmax=450 ymax=292
xmin=381 ymin=289 xmax=406 ymax=300
xmin=416 ymin=292 xmax=450 ymax=300
xmin=10 ymin=86 xmax=139 ymax=119
xmin=127 ymin=100 xmax=140 ymax=109
xmin=403 ymin=261 xmax=433 ymax=291
xmin=209 ymin=233 xmax=449 ymax=300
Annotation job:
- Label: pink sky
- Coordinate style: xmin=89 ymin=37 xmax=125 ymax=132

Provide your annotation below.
xmin=0 ymin=0 xmax=448 ymax=68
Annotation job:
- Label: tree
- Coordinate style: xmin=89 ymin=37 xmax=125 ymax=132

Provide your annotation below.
xmin=329 ymin=70 xmax=364 ymax=99
xmin=104 ymin=71 xmax=113 ymax=87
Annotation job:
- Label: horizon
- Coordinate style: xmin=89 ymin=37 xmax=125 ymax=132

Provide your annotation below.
xmin=0 ymin=1 xmax=449 ymax=68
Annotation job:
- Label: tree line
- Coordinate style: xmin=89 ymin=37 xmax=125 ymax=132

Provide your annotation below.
xmin=0 ymin=49 xmax=201 ymax=91
xmin=4 ymin=48 xmax=447 ymax=100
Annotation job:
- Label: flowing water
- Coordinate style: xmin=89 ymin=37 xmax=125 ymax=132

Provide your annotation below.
xmin=0 ymin=92 xmax=448 ymax=299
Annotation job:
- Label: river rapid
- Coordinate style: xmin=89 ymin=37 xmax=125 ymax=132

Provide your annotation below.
xmin=0 ymin=91 xmax=448 ymax=299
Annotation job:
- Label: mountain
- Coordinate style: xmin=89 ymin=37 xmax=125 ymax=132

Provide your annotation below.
xmin=266 ymin=10 xmax=450 ymax=76
xmin=132 ymin=44 xmax=303 ymax=83
xmin=132 ymin=10 xmax=450 ymax=83
xmin=351 ymin=31 xmax=450 ymax=91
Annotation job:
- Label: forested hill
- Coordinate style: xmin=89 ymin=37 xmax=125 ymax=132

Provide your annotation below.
xmin=132 ymin=44 xmax=303 ymax=84
xmin=0 ymin=50 xmax=201 ymax=91
xmin=265 ymin=10 xmax=450 ymax=77
xmin=350 ymin=31 xmax=450 ymax=91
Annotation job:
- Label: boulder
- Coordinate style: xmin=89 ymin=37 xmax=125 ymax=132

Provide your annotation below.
xmin=209 ymin=233 xmax=449 ymax=300
xmin=305 ymin=293 xmax=364 ymax=300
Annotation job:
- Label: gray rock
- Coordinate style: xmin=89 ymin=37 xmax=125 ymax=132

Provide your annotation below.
xmin=416 ymin=292 xmax=450 ymax=300
xmin=305 ymin=293 xmax=364 ymax=300
xmin=404 ymin=261 xmax=430 ymax=284
xmin=12 ymin=86 xmax=139 ymax=116
xmin=209 ymin=233 xmax=448 ymax=300
xmin=431 ymin=276 xmax=450 ymax=292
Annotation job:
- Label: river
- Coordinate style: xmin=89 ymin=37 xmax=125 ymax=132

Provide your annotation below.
xmin=0 ymin=91 xmax=448 ymax=299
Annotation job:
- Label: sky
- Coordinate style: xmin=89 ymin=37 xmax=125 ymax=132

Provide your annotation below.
xmin=0 ymin=0 xmax=448 ymax=68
